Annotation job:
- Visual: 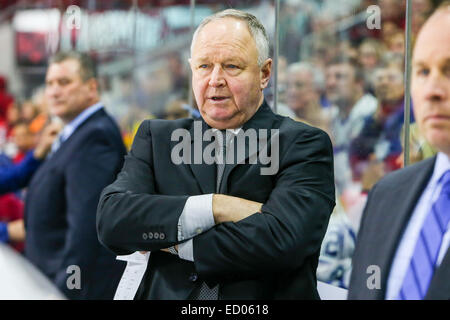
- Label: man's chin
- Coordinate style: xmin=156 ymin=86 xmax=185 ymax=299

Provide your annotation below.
xmin=203 ymin=114 xmax=242 ymax=129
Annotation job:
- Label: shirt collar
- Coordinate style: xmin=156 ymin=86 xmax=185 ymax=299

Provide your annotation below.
xmin=211 ymin=127 xmax=242 ymax=135
xmin=429 ymin=152 xmax=450 ymax=187
xmin=60 ymin=102 xmax=103 ymax=142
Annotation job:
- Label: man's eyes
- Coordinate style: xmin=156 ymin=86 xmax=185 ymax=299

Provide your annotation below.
xmin=415 ymin=68 xmax=429 ymax=76
xmin=197 ymin=64 xmax=240 ymax=69
xmin=46 ymin=79 xmax=71 ymax=86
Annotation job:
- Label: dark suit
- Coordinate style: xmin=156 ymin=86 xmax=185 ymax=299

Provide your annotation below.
xmin=25 ymin=108 xmax=126 ymax=300
xmin=348 ymin=156 xmax=450 ymax=299
xmin=97 ymin=101 xmax=335 ymax=299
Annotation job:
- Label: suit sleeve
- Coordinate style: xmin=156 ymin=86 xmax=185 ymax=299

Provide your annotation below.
xmin=53 ymin=130 xmax=124 ymax=298
xmin=96 ymin=120 xmax=189 ymax=255
xmin=193 ymin=127 xmax=336 ymax=285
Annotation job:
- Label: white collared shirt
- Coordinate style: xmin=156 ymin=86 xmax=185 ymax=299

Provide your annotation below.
xmin=386 ymin=152 xmax=450 ymax=299
xmin=177 ymin=127 xmax=242 ymax=261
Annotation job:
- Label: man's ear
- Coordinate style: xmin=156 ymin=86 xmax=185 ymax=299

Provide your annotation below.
xmin=87 ymin=78 xmax=99 ymax=96
xmin=260 ymin=58 xmax=272 ymax=90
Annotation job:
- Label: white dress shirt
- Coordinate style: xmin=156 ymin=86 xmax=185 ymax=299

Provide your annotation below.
xmin=386 ymin=152 xmax=450 ymax=299
xmin=177 ymin=127 xmax=242 ymax=261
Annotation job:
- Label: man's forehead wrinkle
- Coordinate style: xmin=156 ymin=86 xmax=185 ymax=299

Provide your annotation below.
xmin=195 ymin=33 xmax=252 ymax=52
xmin=192 ymin=41 xmax=253 ymax=63
xmin=192 ymin=18 xmax=255 ymax=54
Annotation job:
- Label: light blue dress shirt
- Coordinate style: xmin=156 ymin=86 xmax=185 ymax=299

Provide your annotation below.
xmin=386 ymin=152 xmax=450 ymax=299
xmin=52 ymin=102 xmax=104 ymax=149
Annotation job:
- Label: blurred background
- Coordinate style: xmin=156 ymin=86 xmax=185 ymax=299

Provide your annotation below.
xmin=0 ymin=0 xmax=444 ymax=293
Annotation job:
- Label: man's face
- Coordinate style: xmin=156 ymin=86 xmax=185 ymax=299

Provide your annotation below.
xmin=325 ymin=63 xmax=357 ymax=107
xmin=411 ymin=11 xmax=450 ymax=156
xmin=12 ymin=124 xmax=35 ymax=152
xmin=190 ymin=18 xmax=271 ymax=129
xmin=287 ymin=70 xmax=317 ymax=113
xmin=45 ymin=59 xmax=95 ymax=123
xmin=373 ymin=67 xmax=404 ymax=103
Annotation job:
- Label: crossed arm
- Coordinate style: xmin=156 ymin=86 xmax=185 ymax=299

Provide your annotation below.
xmin=97 ymin=120 xmax=335 ymax=283
xmin=158 ymin=194 xmax=262 ymax=254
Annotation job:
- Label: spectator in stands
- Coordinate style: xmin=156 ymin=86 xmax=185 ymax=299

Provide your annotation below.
xmin=20 ymin=100 xmax=39 ymax=123
xmin=0 ymin=76 xmax=14 ymax=124
xmin=350 ymin=64 xmax=411 ymax=181
xmin=0 ymin=123 xmax=59 ymax=246
xmin=11 ymin=121 xmax=36 ymax=163
xmin=28 ymin=88 xmax=50 ymax=135
xmin=325 ymin=55 xmax=378 ymax=193
xmin=24 ymin=51 xmax=126 ymax=300
xmin=386 ymin=30 xmax=405 ymax=56
xmin=163 ymin=99 xmax=190 ymax=120
xmin=358 ymin=39 xmax=384 ymax=93
xmin=286 ymin=62 xmax=331 ymax=133
xmin=5 ymin=102 xmax=20 ymax=137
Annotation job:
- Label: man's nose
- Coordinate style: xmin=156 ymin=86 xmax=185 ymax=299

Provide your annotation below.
xmin=423 ymin=70 xmax=447 ymax=102
xmin=326 ymin=76 xmax=336 ymax=88
xmin=208 ymin=65 xmax=226 ymax=87
xmin=46 ymin=84 xmax=61 ymax=97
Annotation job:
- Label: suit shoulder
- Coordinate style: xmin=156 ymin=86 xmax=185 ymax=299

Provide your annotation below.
xmin=277 ymin=115 xmax=332 ymax=145
xmin=374 ymin=157 xmax=436 ymax=190
xmin=137 ymin=118 xmax=193 ymax=134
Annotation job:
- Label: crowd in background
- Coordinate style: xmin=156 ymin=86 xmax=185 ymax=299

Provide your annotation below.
xmin=0 ymin=0 xmax=444 ymax=295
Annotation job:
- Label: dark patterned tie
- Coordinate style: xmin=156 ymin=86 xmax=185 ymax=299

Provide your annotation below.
xmin=398 ymin=170 xmax=450 ymax=299
xmin=191 ymin=131 xmax=229 ymax=300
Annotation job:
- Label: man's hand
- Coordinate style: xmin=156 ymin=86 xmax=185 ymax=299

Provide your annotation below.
xmin=33 ymin=122 xmax=62 ymax=160
xmin=212 ymin=194 xmax=262 ymax=224
xmin=138 ymin=194 xmax=262 ymax=255
xmin=140 ymin=244 xmax=179 ymax=255
xmin=7 ymin=219 xmax=25 ymax=242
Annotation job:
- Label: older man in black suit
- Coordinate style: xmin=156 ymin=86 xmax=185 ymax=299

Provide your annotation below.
xmin=25 ymin=52 xmax=126 ymax=299
xmin=97 ymin=9 xmax=335 ymax=300
xmin=349 ymin=3 xmax=450 ymax=300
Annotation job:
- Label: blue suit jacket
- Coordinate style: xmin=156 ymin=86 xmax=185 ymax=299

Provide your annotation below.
xmin=25 ymin=108 xmax=126 ymax=299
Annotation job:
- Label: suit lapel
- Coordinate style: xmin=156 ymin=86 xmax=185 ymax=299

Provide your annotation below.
xmin=187 ymin=119 xmax=216 ymax=194
xmin=220 ymin=101 xmax=277 ymax=194
xmin=52 ymin=108 xmax=106 ymax=156
xmin=426 ymin=247 xmax=450 ymax=299
xmin=377 ymin=157 xmax=436 ymax=297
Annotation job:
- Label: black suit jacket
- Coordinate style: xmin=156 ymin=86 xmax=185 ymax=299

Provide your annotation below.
xmin=97 ymin=101 xmax=335 ymax=299
xmin=25 ymin=108 xmax=127 ymax=300
xmin=348 ymin=156 xmax=450 ymax=299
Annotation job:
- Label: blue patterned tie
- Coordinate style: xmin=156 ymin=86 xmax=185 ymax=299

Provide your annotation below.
xmin=49 ymin=133 xmax=64 ymax=157
xmin=398 ymin=170 xmax=450 ymax=300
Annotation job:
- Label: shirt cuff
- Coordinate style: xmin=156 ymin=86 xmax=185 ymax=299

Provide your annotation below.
xmin=0 ymin=222 xmax=9 ymax=243
xmin=178 ymin=239 xmax=194 ymax=262
xmin=177 ymin=194 xmax=214 ymax=241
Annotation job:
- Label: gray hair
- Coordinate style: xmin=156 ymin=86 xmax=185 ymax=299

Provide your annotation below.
xmin=287 ymin=62 xmax=325 ymax=91
xmin=190 ymin=9 xmax=270 ymax=67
